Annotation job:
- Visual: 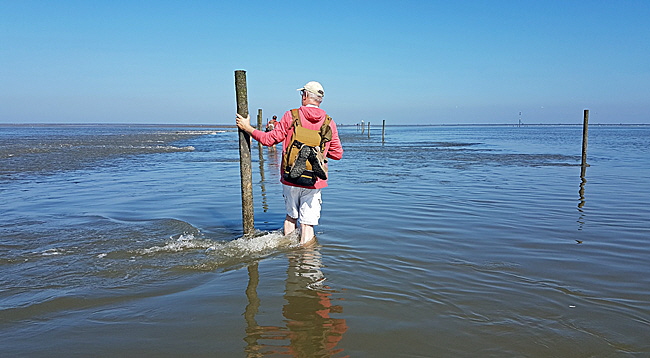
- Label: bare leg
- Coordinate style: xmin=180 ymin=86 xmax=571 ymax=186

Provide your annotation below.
xmin=300 ymin=224 xmax=315 ymax=246
xmin=284 ymin=215 xmax=297 ymax=236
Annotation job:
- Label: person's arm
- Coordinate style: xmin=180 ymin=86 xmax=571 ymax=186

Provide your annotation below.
xmin=326 ymin=121 xmax=343 ymax=160
xmin=236 ymin=112 xmax=289 ymax=146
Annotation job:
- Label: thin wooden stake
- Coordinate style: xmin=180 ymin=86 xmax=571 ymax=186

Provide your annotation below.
xmin=581 ymin=109 xmax=589 ymax=173
xmin=234 ymin=70 xmax=254 ymax=236
xmin=256 ymin=108 xmax=268 ymax=211
xmin=382 ymin=120 xmax=386 ymax=143
xmin=256 ymin=109 xmax=263 ymax=151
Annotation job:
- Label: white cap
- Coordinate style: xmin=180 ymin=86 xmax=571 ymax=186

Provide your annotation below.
xmin=297 ymin=81 xmax=324 ymax=97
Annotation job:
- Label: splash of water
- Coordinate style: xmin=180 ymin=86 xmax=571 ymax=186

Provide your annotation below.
xmin=130 ymin=230 xmax=300 ymax=272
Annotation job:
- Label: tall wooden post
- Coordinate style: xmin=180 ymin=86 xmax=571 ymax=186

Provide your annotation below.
xmin=382 ymin=120 xmax=386 ymax=142
xmin=235 ymin=70 xmax=254 ymax=236
xmin=581 ymin=109 xmax=589 ymax=176
xmin=367 ymin=122 xmax=371 ymax=138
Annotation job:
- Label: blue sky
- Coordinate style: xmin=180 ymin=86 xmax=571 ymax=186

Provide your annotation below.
xmin=1 ymin=0 xmax=648 ymax=125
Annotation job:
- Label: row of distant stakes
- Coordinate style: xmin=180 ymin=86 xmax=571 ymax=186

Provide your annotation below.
xmin=356 ymin=120 xmax=386 ymax=141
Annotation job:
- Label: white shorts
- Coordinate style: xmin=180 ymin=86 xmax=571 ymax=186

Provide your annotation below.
xmin=283 ymin=185 xmax=322 ymax=226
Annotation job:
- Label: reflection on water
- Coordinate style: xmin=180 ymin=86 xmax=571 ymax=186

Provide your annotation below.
xmin=244 ymin=247 xmax=348 ymax=357
xmin=244 ymin=263 xmax=262 ymax=354
xmin=577 ymin=165 xmax=588 ymax=231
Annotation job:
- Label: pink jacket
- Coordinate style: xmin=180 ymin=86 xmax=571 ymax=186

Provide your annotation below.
xmin=251 ymin=106 xmax=343 ymax=189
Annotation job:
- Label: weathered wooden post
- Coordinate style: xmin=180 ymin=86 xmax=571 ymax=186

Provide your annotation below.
xmin=382 ymin=120 xmax=386 ymax=142
xmin=581 ymin=109 xmax=589 ymax=177
xmin=367 ymin=122 xmax=371 ymax=138
xmin=234 ymin=70 xmax=254 ymax=236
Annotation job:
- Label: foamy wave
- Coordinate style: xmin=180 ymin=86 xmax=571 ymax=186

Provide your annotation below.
xmin=180 ymin=130 xmax=227 ymax=135
xmin=206 ymin=230 xmax=298 ymax=257
xmin=163 ymin=145 xmax=195 ymax=152
xmin=135 ymin=230 xmax=297 ymax=258
xmin=40 ymin=248 xmax=65 ymax=256
xmin=137 ymin=233 xmax=212 ymax=255
xmin=117 ymin=145 xmax=195 ymax=152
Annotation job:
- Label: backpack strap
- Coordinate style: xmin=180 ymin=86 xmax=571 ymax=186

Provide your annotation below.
xmin=319 ymin=115 xmax=333 ymax=150
xmin=290 ymin=108 xmax=301 ymax=128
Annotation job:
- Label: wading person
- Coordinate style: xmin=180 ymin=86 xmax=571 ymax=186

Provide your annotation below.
xmin=265 ymin=115 xmax=277 ymax=132
xmin=236 ymin=81 xmax=343 ymax=246
xmin=265 ymin=115 xmax=278 ymax=152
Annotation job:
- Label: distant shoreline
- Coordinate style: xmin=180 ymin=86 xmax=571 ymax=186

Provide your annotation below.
xmin=344 ymin=123 xmax=650 ymax=127
xmin=1 ymin=123 xmax=649 ymax=128
xmin=0 ymin=123 xmax=235 ymax=128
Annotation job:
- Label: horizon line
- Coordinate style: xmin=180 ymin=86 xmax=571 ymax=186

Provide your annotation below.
xmin=0 ymin=122 xmax=650 ymax=128
xmin=1 ymin=122 xmax=649 ymax=127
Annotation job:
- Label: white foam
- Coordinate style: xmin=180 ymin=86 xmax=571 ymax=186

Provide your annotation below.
xmin=135 ymin=230 xmax=296 ymax=257
xmin=176 ymin=130 xmax=227 ymax=135
xmin=159 ymin=145 xmax=195 ymax=151
xmin=40 ymin=248 xmax=63 ymax=256
xmin=209 ymin=230 xmax=298 ymax=257
xmin=137 ymin=233 xmax=211 ymax=255
xmin=108 ymin=144 xmax=195 ymax=152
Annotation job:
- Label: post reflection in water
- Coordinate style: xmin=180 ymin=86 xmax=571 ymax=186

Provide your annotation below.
xmin=244 ymin=263 xmax=262 ymax=353
xmin=577 ymin=165 xmax=588 ymax=231
xmin=244 ymin=247 xmax=348 ymax=357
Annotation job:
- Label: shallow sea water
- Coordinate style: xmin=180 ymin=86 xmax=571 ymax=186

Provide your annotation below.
xmin=1 ymin=123 xmax=649 ymax=357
